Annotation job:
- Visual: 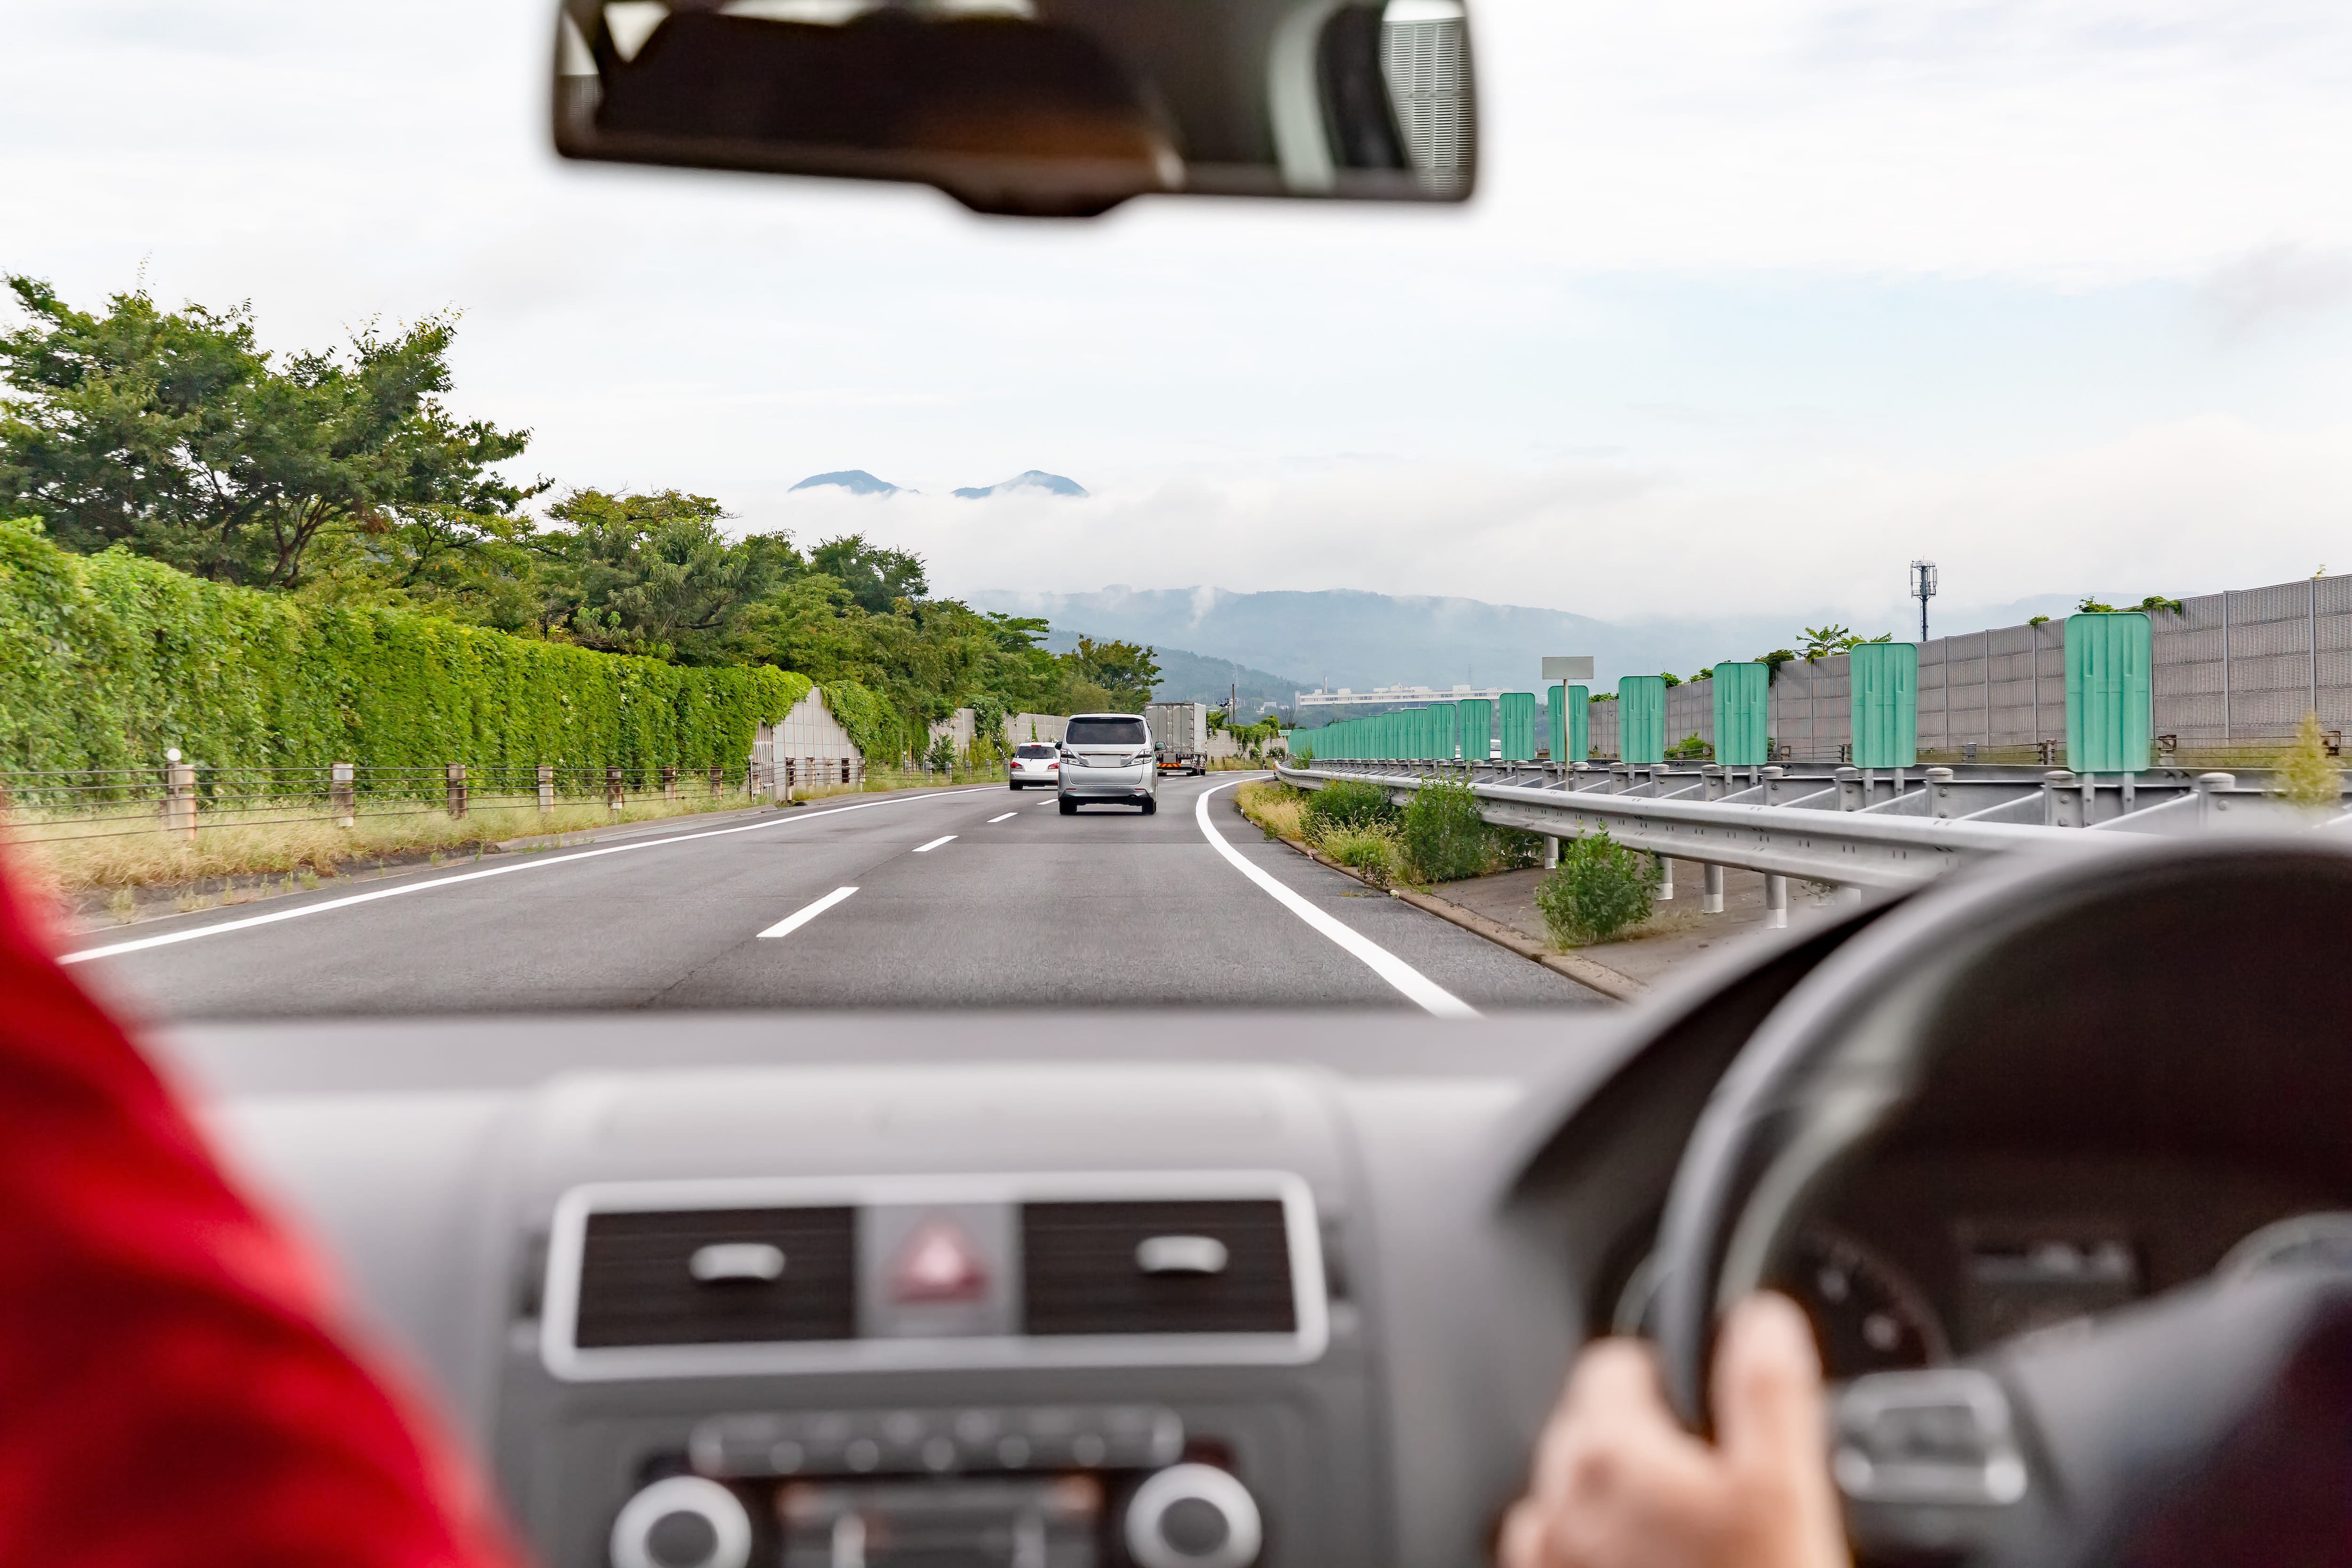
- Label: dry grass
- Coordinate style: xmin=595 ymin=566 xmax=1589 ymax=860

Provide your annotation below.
xmin=7 ymin=790 xmax=760 ymax=900
xmin=1236 ymin=780 xmax=1307 ymax=842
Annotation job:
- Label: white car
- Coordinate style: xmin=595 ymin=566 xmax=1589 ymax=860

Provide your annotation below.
xmin=1007 ymin=742 xmax=1060 ymax=789
xmin=1057 ymin=713 xmax=1159 ymax=815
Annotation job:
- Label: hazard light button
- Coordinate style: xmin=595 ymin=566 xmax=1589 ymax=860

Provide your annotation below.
xmin=893 ymin=1218 xmax=990 ymax=1303
xmin=860 ymin=1203 xmax=1015 ymax=1338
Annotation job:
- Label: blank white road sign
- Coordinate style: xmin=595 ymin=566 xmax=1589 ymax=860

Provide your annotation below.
xmin=1542 ymin=656 xmax=1596 ymax=681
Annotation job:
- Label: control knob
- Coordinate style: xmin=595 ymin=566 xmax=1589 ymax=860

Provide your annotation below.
xmin=609 ymin=1475 xmax=752 ymax=1568
xmin=1123 ymin=1463 xmax=1263 ymax=1568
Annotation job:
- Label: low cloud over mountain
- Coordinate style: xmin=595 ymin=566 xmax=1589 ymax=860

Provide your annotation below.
xmin=952 ymin=470 xmax=1088 ymax=499
xmin=790 ymin=470 xmax=905 ymax=496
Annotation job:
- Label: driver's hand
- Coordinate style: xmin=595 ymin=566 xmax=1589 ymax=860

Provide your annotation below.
xmin=1499 ymin=1293 xmax=1849 ymax=1568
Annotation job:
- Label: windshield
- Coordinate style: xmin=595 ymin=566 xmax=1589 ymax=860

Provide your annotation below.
xmin=1064 ymin=718 xmax=1148 ymax=748
xmin=7 ymin=1 xmax=2344 ymax=1023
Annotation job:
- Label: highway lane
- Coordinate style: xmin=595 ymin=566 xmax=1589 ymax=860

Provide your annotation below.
xmin=71 ymin=775 xmax=1605 ymax=1018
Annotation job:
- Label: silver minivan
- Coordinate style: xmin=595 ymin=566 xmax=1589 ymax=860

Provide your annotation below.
xmin=1056 ymin=713 xmax=1158 ymax=815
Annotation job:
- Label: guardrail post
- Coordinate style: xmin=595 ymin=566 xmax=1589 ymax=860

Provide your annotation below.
xmin=606 ymin=765 xmax=625 ymax=814
xmin=538 ymin=764 xmax=554 ymax=813
xmin=1702 ymin=763 xmax=1725 ymax=802
xmin=1836 ymin=765 xmax=1863 ymax=811
xmin=163 ymin=755 xmax=197 ymax=843
xmin=1543 ymin=834 xmax=1560 ymax=868
xmin=1655 ymin=854 xmax=1674 ymax=902
xmin=331 ymin=761 xmax=355 ymax=828
xmin=2193 ymin=772 xmax=2235 ymax=829
xmin=662 ymin=764 xmax=679 ymax=802
xmin=1702 ymin=863 xmax=1725 ymax=914
xmin=445 ymin=762 xmax=467 ymax=820
xmin=1761 ymin=764 xmax=1785 ymax=806
xmin=1764 ymin=873 xmax=1788 ymax=928
xmin=1924 ymin=766 xmax=1955 ymax=819
xmin=2042 ymin=769 xmax=2080 ymax=828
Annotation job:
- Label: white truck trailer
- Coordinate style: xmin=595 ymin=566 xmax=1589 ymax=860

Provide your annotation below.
xmin=1144 ymin=701 xmax=1210 ymax=774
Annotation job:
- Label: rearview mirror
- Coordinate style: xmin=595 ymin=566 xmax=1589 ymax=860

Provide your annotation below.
xmin=552 ymin=0 xmax=1475 ymax=215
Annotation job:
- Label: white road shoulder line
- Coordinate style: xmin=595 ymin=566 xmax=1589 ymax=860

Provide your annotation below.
xmin=1194 ymin=778 xmax=1478 ymax=1019
xmin=986 ymin=812 xmax=1017 ymax=824
xmin=912 ymin=835 xmax=957 ymax=853
xmin=758 ymin=886 xmax=858 ymax=939
xmin=59 ymin=788 xmax=997 ymax=965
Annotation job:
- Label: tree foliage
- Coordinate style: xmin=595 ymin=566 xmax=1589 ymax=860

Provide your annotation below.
xmin=0 ymin=277 xmax=543 ymax=591
xmin=0 ymin=279 xmax=1151 ymax=766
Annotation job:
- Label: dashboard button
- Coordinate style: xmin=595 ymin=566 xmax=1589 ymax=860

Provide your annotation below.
xmin=610 ymin=1476 xmax=753 ymax=1568
xmin=1123 ymin=1464 xmax=1262 ymax=1568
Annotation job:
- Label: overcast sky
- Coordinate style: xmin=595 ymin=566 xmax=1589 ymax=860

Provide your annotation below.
xmin=6 ymin=0 xmax=2351 ymax=636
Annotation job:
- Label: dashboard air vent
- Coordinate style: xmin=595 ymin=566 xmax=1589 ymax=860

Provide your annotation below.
xmin=576 ymin=1207 xmax=856 ymax=1347
xmin=1021 ymin=1200 xmax=1296 ymax=1335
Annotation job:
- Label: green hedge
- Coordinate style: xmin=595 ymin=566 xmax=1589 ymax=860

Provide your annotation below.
xmin=814 ymin=677 xmax=907 ymax=767
xmin=0 ymin=520 xmax=811 ymax=776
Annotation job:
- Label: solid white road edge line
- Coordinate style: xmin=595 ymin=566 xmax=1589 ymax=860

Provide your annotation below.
xmin=1194 ymin=777 xmax=1478 ymax=1019
xmin=757 ymin=885 xmax=858 ymax=939
xmin=912 ymin=835 xmax=957 ymax=853
xmin=59 ymin=787 xmax=999 ymax=965
xmin=986 ymin=812 xmax=1016 ymax=824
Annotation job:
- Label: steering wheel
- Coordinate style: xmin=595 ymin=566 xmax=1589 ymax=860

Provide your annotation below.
xmin=1644 ymin=833 xmax=2352 ymax=1566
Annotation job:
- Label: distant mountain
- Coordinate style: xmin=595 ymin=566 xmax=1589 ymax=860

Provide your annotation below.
xmin=790 ymin=470 xmax=903 ymax=495
xmin=953 ymin=470 xmax=1088 ymax=499
xmin=972 ymin=586 xmax=1820 ymax=698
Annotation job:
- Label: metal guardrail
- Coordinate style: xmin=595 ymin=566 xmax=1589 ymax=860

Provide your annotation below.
xmin=1277 ymin=759 xmax=2350 ymax=896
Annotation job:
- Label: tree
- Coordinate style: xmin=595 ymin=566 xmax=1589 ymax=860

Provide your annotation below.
xmin=533 ymin=489 xmax=800 ymax=661
xmin=0 ymin=277 xmax=540 ymax=589
xmin=809 ymin=533 xmax=927 ymax=613
xmin=1063 ymin=636 xmax=1160 ymax=709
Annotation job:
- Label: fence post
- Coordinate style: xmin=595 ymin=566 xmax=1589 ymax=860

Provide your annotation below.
xmin=164 ymin=754 xmax=197 ymax=844
xmin=538 ymin=764 xmax=554 ymax=813
xmin=331 ymin=761 xmax=355 ymax=828
xmin=607 ymin=765 xmax=624 ymax=814
xmin=445 ymin=762 xmax=468 ymax=820
xmin=662 ymin=764 xmax=679 ymax=802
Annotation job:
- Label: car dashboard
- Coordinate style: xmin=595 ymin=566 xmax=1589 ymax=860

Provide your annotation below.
xmin=157 ymin=840 xmax=2352 ymax=1568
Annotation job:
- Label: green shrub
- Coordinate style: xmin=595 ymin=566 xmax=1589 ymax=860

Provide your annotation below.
xmin=1300 ymin=779 xmax=1396 ymax=841
xmin=0 ymin=518 xmax=808 ymax=775
xmin=1534 ymin=828 xmax=1660 ymax=946
xmin=1491 ymin=826 xmax=1546 ymax=870
xmin=1398 ymin=778 xmax=1493 ymax=882
xmin=2272 ymin=712 xmax=2346 ymax=810
xmin=1317 ymin=823 xmax=1402 ymax=887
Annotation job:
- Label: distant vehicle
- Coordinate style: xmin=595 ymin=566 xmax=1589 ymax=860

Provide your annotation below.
xmin=1057 ymin=713 xmax=1158 ymax=814
xmin=1007 ymin=742 xmax=1060 ymax=790
xmin=1144 ymin=701 xmax=1209 ymax=774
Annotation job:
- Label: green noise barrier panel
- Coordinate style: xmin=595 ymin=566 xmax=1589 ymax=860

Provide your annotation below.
xmin=1711 ymin=662 xmax=1771 ymax=767
xmin=1566 ymin=685 xmax=1589 ymax=763
xmin=1457 ymin=698 xmax=1494 ymax=762
xmin=1498 ymin=692 xmax=1538 ymax=761
xmin=2066 ymin=612 xmax=2153 ymax=773
xmin=1847 ymin=643 xmax=1918 ymax=768
xmin=1617 ymin=676 xmax=1666 ymax=764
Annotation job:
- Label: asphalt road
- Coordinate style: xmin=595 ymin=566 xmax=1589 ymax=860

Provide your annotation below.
xmin=67 ymin=774 xmax=1605 ymax=1018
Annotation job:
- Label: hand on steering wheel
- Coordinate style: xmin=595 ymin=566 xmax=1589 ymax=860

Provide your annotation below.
xmin=1501 ymin=1294 xmax=1849 ymax=1568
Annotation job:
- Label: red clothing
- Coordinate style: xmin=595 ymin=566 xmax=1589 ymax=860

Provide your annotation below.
xmin=0 ymin=860 xmax=522 ymax=1568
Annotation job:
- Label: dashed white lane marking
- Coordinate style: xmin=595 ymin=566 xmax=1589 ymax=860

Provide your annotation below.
xmin=912 ymin=835 xmax=957 ymax=853
xmin=1193 ymin=778 xmax=1478 ymax=1019
xmin=58 ymin=788 xmax=997 ymax=965
xmin=986 ymin=812 xmax=1017 ymax=824
xmin=757 ymin=885 xmax=858 ymax=939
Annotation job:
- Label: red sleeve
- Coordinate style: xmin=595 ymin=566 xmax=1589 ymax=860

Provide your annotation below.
xmin=0 ymin=856 xmax=527 ymax=1568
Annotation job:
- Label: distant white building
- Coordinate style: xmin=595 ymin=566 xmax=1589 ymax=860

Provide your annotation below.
xmin=1295 ymin=683 xmax=1505 ymax=712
